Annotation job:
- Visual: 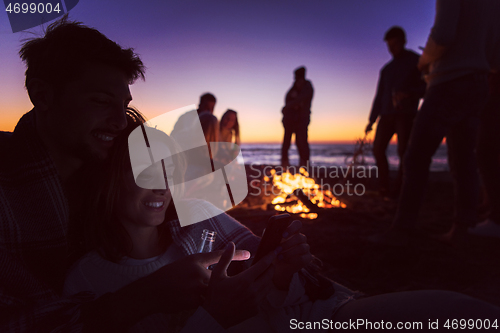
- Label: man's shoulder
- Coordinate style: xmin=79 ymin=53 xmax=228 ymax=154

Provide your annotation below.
xmin=0 ymin=130 xmax=14 ymax=143
xmin=0 ymin=131 xmax=15 ymax=168
xmin=0 ymin=111 xmax=36 ymax=152
xmin=381 ymin=59 xmax=394 ymax=72
xmin=405 ymin=49 xmax=421 ymax=61
xmin=382 ymin=50 xmax=420 ymax=72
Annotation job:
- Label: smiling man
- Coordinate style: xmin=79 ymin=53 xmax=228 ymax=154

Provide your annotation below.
xmin=0 ymin=17 xmax=145 ymax=331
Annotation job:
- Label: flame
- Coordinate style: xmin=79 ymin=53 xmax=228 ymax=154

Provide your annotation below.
xmin=268 ymin=168 xmax=346 ymax=219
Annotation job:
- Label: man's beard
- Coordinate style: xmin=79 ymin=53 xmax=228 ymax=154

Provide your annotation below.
xmin=70 ymin=139 xmax=108 ymax=166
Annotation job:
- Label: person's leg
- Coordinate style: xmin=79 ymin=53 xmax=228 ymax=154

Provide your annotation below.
xmin=394 ymin=75 xmax=488 ymax=231
xmin=470 ymin=84 xmax=500 ymax=237
xmin=281 ymin=121 xmax=294 ymax=167
xmin=394 ymin=113 xmax=416 ymax=195
xmin=446 ymin=116 xmax=481 ymax=229
xmin=372 ymin=115 xmax=396 ymax=194
xmin=392 ymin=96 xmax=446 ymax=230
xmin=477 ymin=91 xmax=500 ymax=224
xmin=295 ymin=116 xmax=310 ymax=168
xmin=332 ymin=290 xmax=500 ymax=332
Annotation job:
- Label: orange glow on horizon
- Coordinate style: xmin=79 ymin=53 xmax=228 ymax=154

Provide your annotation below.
xmin=1 ymin=105 xmax=392 ymax=144
xmin=0 ymin=107 xmax=378 ymax=144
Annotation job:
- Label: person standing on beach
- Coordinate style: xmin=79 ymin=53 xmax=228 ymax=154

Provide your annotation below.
xmin=371 ymin=0 xmax=500 ymax=245
xmin=171 ymin=92 xmax=218 ymax=141
xmin=197 ymin=93 xmax=219 ymax=148
xmin=281 ymin=66 xmax=314 ymax=169
xmin=365 ymin=26 xmax=426 ymax=196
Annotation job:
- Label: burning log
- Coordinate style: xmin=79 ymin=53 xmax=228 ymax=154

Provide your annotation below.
xmin=293 ymin=189 xmax=321 ymax=212
xmin=268 ymin=167 xmax=346 ymax=219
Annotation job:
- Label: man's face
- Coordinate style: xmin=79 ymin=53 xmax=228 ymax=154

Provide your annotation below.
xmin=386 ymin=38 xmax=405 ymax=58
xmin=46 ymin=63 xmax=132 ymax=161
xmin=204 ymin=101 xmax=216 ymax=114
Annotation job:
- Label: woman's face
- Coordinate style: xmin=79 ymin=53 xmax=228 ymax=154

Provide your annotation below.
xmin=222 ymin=113 xmax=236 ymax=130
xmin=116 ymin=161 xmax=174 ymax=228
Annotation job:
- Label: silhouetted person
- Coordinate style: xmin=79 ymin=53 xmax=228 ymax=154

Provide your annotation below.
xmin=171 ymin=92 xmax=218 ymax=137
xmin=371 ymin=0 xmax=500 ymax=245
xmin=366 ymin=26 xmax=426 ymax=196
xmin=197 ymin=93 xmax=219 ymax=155
xmin=197 ymin=92 xmax=216 ymax=115
xmin=171 ymin=93 xmax=220 ymax=189
xmin=281 ymin=66 xmax=314 ymax=168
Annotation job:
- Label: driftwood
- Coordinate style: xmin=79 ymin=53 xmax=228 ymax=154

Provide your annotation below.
xmin=293 ymin=189 xmax=323 ymax=213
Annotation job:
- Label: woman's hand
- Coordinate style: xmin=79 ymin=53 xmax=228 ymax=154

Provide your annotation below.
xmin=203 ymin=242 xmax=276 ymax=328
xmin=92 ymin=249 xmax=250 ymax=331
xmin=273 ymin=220 xmax=313 ymax=290
xmin=141 ymin=248 xmax=251 ymax=313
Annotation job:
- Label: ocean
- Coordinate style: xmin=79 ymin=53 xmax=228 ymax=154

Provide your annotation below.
xmin=240 ymin=143 xmax=449 ymax=172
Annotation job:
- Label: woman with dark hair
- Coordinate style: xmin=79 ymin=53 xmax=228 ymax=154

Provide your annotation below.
xmin=216 ymin=109 xmax=241 ymax=166
xmin=219 ymin=109 xmax=240 ymax=146
xmin=63 ymin=108 xmax=326 ymax=332
xmin=65 ymin=108 xmax=500 ymax=332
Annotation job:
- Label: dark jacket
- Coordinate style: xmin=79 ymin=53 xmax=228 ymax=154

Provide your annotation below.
xmin=369 ymin=49 xmax=426 ymax=123
xmin=282 ymin=80 xmax=314 ymax=123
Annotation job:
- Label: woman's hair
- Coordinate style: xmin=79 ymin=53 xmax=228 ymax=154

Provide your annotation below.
xmin=84 ymin=107 xmax=186 ymax=262
xmin=220 ymin=109 xmax=240 ymax=145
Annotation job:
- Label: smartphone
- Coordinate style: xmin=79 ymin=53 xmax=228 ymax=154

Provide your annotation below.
xmin=252 ymin=214 xmax=291 ymax=266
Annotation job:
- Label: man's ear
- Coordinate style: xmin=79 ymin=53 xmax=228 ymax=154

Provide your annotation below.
xmin=27 ymin=79 xmax=54 ymax=112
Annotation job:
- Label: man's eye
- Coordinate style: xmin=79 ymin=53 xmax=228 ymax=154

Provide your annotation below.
xmin=92 ymin=98 xmax=110 ymax=105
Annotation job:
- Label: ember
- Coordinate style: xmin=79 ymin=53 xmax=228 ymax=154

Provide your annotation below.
xmin=267 ymin=167 xmax=346 ymax=219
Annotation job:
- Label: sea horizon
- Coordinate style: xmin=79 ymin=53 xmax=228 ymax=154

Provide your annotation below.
xmin=240 ymin=142 xmax=449 ymax=172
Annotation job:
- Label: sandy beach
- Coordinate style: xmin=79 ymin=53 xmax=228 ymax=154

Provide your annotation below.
xmin=227 ymin=165 xmax=500 ymax=307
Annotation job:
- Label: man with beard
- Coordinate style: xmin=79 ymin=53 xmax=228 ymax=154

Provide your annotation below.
xmin=0 ymin=17 xmax=147 ymax=331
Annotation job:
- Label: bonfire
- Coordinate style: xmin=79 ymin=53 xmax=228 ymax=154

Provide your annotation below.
xmin=265 ymin=167 xmax=346 ymax=220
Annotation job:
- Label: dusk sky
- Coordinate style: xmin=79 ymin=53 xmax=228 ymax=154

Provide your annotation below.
xmin=0 ymin=0 xmax=435 ymax=143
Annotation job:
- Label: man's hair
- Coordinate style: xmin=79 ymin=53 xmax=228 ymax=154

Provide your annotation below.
xmin=19 ymin=15 xmax=145 ymax=89
xmin=384 ymin=26 xmax=406 ymax=43
xmin=294 ymin=66 xmax=306 ymax=80
xmin=199 ymin=93 xmax=217 ymax=106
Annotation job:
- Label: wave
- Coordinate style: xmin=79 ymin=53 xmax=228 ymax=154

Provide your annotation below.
xmin=240 ymin=143 xmax=449 ymax=172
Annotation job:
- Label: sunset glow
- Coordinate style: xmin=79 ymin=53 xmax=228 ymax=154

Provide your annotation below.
xmin=1 ymin=1 xmax=434 ymax=145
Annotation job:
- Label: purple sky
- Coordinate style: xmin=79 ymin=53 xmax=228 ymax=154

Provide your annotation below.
xmin=0 ymin=0 xmax=435 ymax=142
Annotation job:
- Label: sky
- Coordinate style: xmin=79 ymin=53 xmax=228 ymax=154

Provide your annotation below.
xmin=0 ymin=0 xmax=436 ymax=143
